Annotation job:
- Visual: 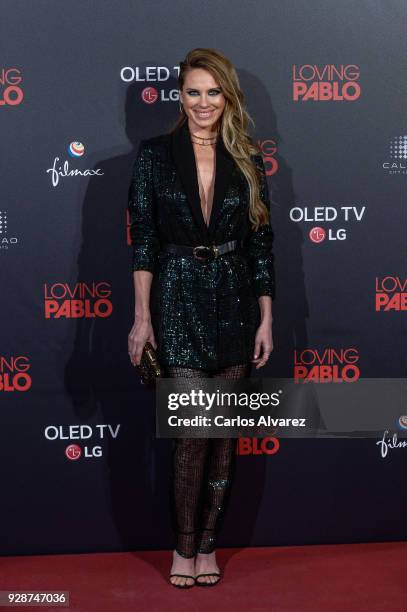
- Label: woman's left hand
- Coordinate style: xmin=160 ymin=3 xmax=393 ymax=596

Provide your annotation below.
xmin=252 ymin=320 xmax=274 ymax=369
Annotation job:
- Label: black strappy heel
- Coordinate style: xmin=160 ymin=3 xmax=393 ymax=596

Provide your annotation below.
xmin=195 ymin=528 xmax=222 ymax=586
xmin=169 ymin=573 xmax=196 ymax=588
xmin=195 ymin=571 xmax=222 ymax=586
xmin=170 ymin=540 xmax=197 ymax=588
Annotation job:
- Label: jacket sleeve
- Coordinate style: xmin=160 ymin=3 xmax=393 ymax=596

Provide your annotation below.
xmin=128 ymin=140 xmax=160 ymax=273
xmin=247 ymin=154 xmax=276 ymax=300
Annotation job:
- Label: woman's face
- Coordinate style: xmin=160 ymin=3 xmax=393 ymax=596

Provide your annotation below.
xmin=179 ymin=68 xmax=226 ymax=133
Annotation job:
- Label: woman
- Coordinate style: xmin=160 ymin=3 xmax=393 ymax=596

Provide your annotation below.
xmin=128 ymin=48 xmax=275 ymax=588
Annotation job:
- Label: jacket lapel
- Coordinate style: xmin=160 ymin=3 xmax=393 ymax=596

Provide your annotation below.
xmin=170 ymin=120 xmax=235 ymax=245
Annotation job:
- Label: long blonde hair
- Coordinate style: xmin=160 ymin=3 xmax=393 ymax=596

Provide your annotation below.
xmin=169 ymin=48 xmax=270 ymax=229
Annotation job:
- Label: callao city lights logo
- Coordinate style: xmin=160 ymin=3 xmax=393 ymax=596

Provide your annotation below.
xmin=292 ymin=64 xmax=361 ymax=101
xmin=43 ymin=281 xmax=113 ymax=319
xmin=0 ymin=67 xmax=24 ymax=106
xmin=289 ymin=203 xmax=366 ymax=242
xmin=382 ymin=135 xmax=407 ymax=175
xmin=44 ymin=424 xmax=121 ymax=460
xmin=46 ymin=141 xmax=104 ymax=187
xmin=0 ymin=210 xmax=19 ymax=251
xmin=375 ymin=276 xmax=407 ymax=311
xmin=0 ymin=355 xmax=32 ymax=392
xmin=294 ymin=348 xmax=361 ymax=382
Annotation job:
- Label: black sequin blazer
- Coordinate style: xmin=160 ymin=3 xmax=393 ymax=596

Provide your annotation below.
xmin=128 ymin=120 xmax=275 ymax=371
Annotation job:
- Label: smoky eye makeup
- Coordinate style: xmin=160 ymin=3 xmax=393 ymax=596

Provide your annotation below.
xmin=186 ymin=88 xmax=222 ymax=96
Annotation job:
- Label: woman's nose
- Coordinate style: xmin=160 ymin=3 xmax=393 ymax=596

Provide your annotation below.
xmin=198 ymin=95 xmax=210 ymax=107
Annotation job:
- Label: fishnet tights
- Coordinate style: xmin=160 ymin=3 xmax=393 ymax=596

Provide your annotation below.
xmin=167 ymin=363 xmax=251 ymax=558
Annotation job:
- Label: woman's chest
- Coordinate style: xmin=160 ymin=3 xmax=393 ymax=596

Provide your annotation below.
xmin=153 ymin=157 xmax=248 ymax=218
xmin=193 ymin=147 xmax=215 ymax=190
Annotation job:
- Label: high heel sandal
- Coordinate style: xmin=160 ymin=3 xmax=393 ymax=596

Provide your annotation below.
xmin=195 ymin=530 xmax=222 ymax=586
xmin=169 ymin=573 xmax=196 ymax=589
xmin=195 ymin=571 xmax=222 ymax=586
xmin=170 ymin=542 xmax=196 ymax=588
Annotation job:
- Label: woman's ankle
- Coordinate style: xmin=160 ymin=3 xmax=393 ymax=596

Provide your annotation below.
xmin=196 ymin=549 xmax=216 ymax=557
xmin=174 ymin=548 xmax=196 ymax=560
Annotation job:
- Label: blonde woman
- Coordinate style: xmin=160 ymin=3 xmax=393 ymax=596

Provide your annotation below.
xmin=128 ymin=48 xmax=275 ymax=588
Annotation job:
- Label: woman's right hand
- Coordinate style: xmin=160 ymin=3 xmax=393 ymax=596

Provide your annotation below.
xmin=128 ymin=315 xmax=157 ymax=366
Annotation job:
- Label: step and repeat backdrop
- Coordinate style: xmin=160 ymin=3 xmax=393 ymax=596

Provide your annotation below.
xmin=1 ymin=1 xmax=406 ymax=555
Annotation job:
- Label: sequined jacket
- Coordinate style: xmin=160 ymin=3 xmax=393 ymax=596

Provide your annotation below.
xmin=128 ymin=120 xmax=275 ymax=371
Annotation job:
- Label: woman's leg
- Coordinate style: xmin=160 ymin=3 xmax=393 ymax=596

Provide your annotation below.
xmin=167 ymin=365 xmax=211 ymax=586
xmin=195 ymin=363 xmax=252 ymax=583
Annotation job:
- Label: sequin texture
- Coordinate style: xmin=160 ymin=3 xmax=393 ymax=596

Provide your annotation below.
xmin=128 ymin=126 xmax=275 ymax=371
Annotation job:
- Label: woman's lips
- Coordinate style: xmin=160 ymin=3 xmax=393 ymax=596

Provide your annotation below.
xmin=194 ymin=110 xmax=214 ymax=118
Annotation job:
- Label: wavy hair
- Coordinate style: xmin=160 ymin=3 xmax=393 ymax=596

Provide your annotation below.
xmin=169 ymin=48 xmax=270 ymax=229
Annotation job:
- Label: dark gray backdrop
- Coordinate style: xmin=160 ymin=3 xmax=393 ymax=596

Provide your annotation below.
xmin=1 ymin=1 xmax=406 ymax=555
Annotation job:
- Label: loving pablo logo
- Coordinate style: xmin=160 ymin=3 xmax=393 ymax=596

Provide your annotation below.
xmin=257 ymin=139 xmax=279 ymax=177
xmin=0 ymin=67 xmax=24 ymax=107
xmin=375 ymin=276 xmax=407 ymax=311
xmin=44 ymin=282 xmax=113 ymax=319
xmin=294 ymin=348 xmax=361 ymax=382
xmin=236 ymin=437 xmax=280 ymax=456
xmin=0 ymin=355 xmax=32 ymax=392
xmin=292 ymin=64 xmax=361 ymax=102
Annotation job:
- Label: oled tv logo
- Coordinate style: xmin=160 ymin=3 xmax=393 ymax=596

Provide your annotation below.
xmin=44 ymin=282 xmax=113 ymax=319
xmin=0 ymin=67 xmax=24 ymax=106
xmin=375 ymin=276 xmax=407 ymax=311
xmin=292 ymin=64 xmax=361 ymax=102
xmin=382 ymin=136 xmax=407 ymax=175
xmin=289 ymin=204 xmax=366 ymax=242
xmin=0 ymin=355 xmax=32 ymax=392
xmin=46 ymin=141 xmax=104 ymax=187
xmin=294 ymin=348 xmax=360 ymax=382
xmin=44 ymin=424 xmax=121 ymax=460
xmin=0 ymin=210 xmax=19 ymax=250
xmin=120 ymin=65 xmax=181 ymax=105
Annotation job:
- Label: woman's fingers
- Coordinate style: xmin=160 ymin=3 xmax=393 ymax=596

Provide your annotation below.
xmin=253 ymin=338 xmax=262 ymax=360
xmin=148 ymin=334 xmax=157 ymax=351
xmin=128 ymin=326 xmax=157 ymax=366
xmin=252 ymin=337 xmax=273 ymax=368
xmin=135 ymin=345 xmax=144 ymax=366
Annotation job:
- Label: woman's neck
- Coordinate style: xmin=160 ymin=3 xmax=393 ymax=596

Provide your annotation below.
xmin=187 ymin=119 xmax=219 ymax=140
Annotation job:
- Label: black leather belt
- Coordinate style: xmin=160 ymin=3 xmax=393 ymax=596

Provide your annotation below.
xmin=162 ymin=240 xmax=243 ymax=261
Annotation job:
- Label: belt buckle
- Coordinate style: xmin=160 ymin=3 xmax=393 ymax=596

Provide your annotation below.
xmin=193 ymin=245 xmax=212 ymax=261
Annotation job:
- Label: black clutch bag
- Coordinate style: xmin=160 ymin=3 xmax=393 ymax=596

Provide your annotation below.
xmin=137 ymin=341 xmax=163 ymax=387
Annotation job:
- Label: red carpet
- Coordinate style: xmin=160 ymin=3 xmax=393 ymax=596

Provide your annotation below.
xmin=2 ymin=542 xmax=406 ymax=611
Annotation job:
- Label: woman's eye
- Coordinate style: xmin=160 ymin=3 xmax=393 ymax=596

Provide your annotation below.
xmin=186 ymin=90 xmax=221 ymax=96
